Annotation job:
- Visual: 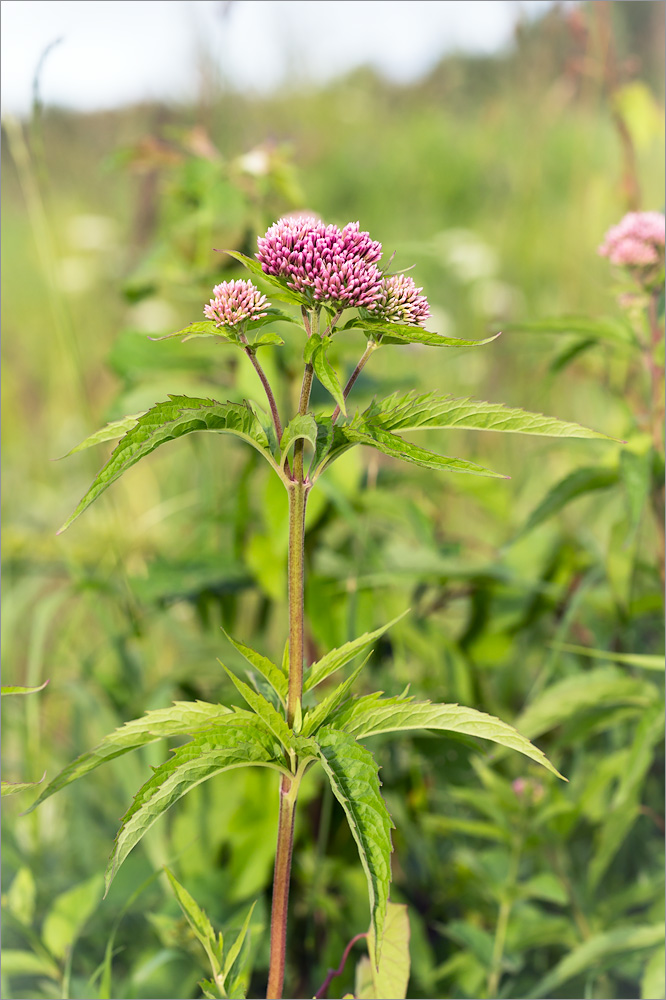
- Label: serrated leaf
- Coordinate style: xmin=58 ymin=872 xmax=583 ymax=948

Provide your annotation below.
xmin=365 ymin=901 xmax=410 ymax=999
xmin=280 ymin=414 xmax=318 ymax=470
xmin=57 ymin=416 xmax=145 ymax=458
xmin=223 ymin=631 xmax=288 ymax=701
xmin=1 ymin=681 xmax=49 ymax=696
xmin=513 ymin=466 xmax=619 ymax=539
xmin=347 ymin=317 xmax=502 ymax=349
xmin=152 ymin=319 xmax=240 ymax=344
xmin=26 ymin=701 xmax=234 ymax=813
xmin=222 ymin=901 xmax=256 ymax=979
xmin=311 ymin=341 xmax=347 ymax=414
xmin=527 ymin=924 xmax=665 ymax=999
xmin=303 ymin=333 xmax=321 ymax=364
xmin=304 ymin=611 xmax=409 ymax=693
xmin=514 ymin=668 xmax=654 ymax=740
xmin=105 ymin=717 xmax=286 ymax=892
xmin=315 ymin=727 xmax=394 ymax=964
xmin=502 ymin=314 xmax=637 ymax=346
xmin=164 ymin=868 xmax=224 ymax=985
xmin=219 ymin=662 xmax=293 ymax=749
xmin=330 ymin=695 xmax=564 ymax=779
xmin=2 ymin=773 xmax=45 ymax=797
xmin=301 ymin=655 xmax=371 ymax=736
xmin=309 ymin=417 xmax=355 ymax=477
xmin=342 ymin=422 xmax=507 ymax=479
xmin=550 ymin=643 xmax=664 ymax=671
xmin=361 ymin=390 xmax=615 ymax=441
xmin=221 ymin=250 xmax=311 ymax=307
xmin=59 ymin=396 xmax=281 ymax=532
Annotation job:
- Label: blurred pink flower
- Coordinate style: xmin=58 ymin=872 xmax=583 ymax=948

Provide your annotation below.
xmin=376 ymin=273 xmax=431 ymax=327
xmin=256 ymin=216 xmax=384 ymax=309
xmin=598 ymin=211 xmax=665 ymax=271
xmin=204 ymin=279 xmax=268 ymax=328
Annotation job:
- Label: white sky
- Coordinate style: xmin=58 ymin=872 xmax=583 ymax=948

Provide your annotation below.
xmin=1 ymin=0 xmax=560 ymax=115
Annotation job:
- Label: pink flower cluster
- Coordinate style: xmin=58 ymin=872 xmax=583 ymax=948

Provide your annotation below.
xmin=204 ymin=279 xmax=268 ymax=328
xmin=598 ymin=211 xmax=665 ymax=268
xmin=376 ymin=273 xmax=431 ymax=327
xmin=256 ymin=216 xmax=384 ymax=310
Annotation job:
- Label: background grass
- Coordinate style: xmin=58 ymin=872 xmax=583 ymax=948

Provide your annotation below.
xmin=2 ymin=3 xmax=664 ymax=998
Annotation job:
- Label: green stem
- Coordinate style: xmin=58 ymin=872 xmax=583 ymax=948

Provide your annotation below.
xmin=267 ymin=773 xmax=299 ymax=1000
xmin=286 ymin=478 xmax=308 ymax=727
xmin=487 ymin=837 xmax=522 ymax=998
xmin=331 ymin=340 xmax=378 ymax=423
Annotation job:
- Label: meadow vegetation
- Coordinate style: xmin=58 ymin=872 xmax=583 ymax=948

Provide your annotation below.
xmin=2 ymin=4 xmax=664 ymax=998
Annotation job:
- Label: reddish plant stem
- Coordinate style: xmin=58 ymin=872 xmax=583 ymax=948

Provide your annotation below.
xmin=313 ymin=933 xmax=368 ymax=999
xmin=266 ymin=774 xmax=298 ymax=999
xmin=240 ymin=335 xmax=283 ymax=443
xmin=331 ymin=340 xmax=378 ymax=424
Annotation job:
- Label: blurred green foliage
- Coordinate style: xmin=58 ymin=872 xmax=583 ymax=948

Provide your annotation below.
xmin=1 ymin=3 xmax=664 ymax=998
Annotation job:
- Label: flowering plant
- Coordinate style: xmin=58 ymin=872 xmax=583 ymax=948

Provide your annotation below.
xmin=32 ymin=216 xmax=613 ymax=999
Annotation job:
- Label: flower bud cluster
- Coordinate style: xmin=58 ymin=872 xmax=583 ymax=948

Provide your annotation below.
xmin=599 ymin=211 xmax=665 ymax=271
xmin=204 ymin=279 xmax=268 ymax=328
xmin=256 ymin=216 xmax=384 ymax=310
xmin=376 ymin=273 xmax=431 ymax=327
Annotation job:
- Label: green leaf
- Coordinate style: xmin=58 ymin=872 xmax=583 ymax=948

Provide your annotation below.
xmin=4 ymin=867 xmax=37 ymax=925
xmin=42 ymin=874 xmax=104 ymax=960
xmin=105 ymin=717 xmax=286 ymax=893
xmin=1 ymin=681 xmax=48 ymax=696
xmin=588 ymin=704 xmax=664 ymax=890
xmin=1 ymin=950 xmax=60 ymax=980
xmin=153 ymin=315 xmax=288 ymax=348
xmin=527 ymin=924 xmax=665 ymax=999
xmin=641 ymin=945 xmax=666 ymax=1000
xmin=620 ymin=446 xmax=652 ymax=539
xmin=2 ymin=774 xmax=45 ymax=797
xmin=330 ymin=695 xmax=565 ymax=779
xmin=501 ymin=314 xmax=637 ymax=347
xmin=26 ymin=701 xmax=234 ymax=813
xmin=341 ymin=422 xmax=508 ymax=479
xmin=309 ymin=416 xmax=355 ymax=477
xmin=304 ymin=611 xmax=409 ymax=693
xmin=361 ymin=390 xmax=615 ymax=441
xmin=347 ymin=317 xmax=502 ymax=349
xmin=222 ymin=631 xmax=288 ymax=701
xmin=315 ymin=727 xmax=394 ymax=963
xmin=513 ymin=466 xmax=619 ymax=539
xmin=514 ymin=668 xmax=654 ymax=740
xmin=164 ymin=868 xmax=224 ymax=989
xmin=218 ymin=662 xmax=293 ymax=749
xmin=57 ymin=415 xmax=145 ymax=458
xmin=365 ymin=901 xmax=411 ymax=999
xmin=222 ymin=901 xmax=257 ymax=980
xmin=59 ymin=395 xmax=281 ymax=532
xmin=221 ymin=250 xmax=310 ymax=307
xmin=311 ymin=340 xmax=347 ymax=414
xmin=280 ymin=413 xmax=318 ymax=470
xmin=550 ymin=643 xmax=664 ymax=671
xmin=301 ymin=655 xmax=371 ymax=736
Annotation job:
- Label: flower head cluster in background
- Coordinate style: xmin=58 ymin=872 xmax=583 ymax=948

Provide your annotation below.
xmin=599 ymin=211 xmax=665 ymax=288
